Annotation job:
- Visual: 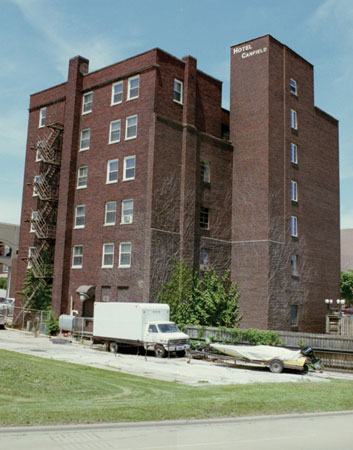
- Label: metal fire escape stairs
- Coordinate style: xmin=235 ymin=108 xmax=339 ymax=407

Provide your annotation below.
xmin=24 ymin=123 xmax=63 ymax=304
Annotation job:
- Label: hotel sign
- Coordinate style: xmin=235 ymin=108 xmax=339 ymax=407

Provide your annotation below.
xmin=233 ymin=44 xmax=267 ymax=59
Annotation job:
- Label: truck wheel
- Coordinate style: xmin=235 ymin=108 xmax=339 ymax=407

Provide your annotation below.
xmin=176 ymin=350 xmax=186 ymax=357
xmin=154 ymin=344 xmax=167 ymax=358
xmin=269 ymin=359 xmax=284 ymax=374
xmin=109 ymin=342 xmax=118 ymax=354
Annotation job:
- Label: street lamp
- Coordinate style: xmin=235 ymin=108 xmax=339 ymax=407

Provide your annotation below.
xmin=336 ymin=299 xmax=345 ymax=316
xmin=325 ymin=299 xmax=333 ymax=313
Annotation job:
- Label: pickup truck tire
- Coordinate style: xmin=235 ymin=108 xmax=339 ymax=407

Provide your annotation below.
xmin=176 ymin=350 xmax=186 ymax=357
xmin=109 ymin=342 xmax=119 ymax=353
xmin=269 ymin=359 xmax=284 ymax=374
xmin=154 ymin=344 xmax=167 ymax=358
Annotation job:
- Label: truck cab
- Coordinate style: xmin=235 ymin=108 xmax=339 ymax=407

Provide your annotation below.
xmin=144 ymin=321 xmax=190 ymax=357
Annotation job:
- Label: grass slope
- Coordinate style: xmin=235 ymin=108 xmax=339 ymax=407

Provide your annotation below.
xmin=1 ymin=349 xmax=353 ymax=426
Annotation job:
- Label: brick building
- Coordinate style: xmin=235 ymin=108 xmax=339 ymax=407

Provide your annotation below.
xmin=14 ymin=35 xmax=340 ymax=332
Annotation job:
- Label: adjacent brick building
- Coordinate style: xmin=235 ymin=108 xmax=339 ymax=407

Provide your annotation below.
xmin=14 ymin=35 xmax=340 ymax=332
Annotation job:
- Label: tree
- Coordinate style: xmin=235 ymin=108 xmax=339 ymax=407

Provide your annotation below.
xmin=340 ymin=271 xmax=353 ymax=306
xmin=158 ymin=259 xmax=242 ymax=327
xmin=17 ymin=270 xmax=52 ymax=311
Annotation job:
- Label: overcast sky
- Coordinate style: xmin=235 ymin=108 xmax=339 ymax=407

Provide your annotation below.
xmin=1 ymin=0 xmax=352 ymax=228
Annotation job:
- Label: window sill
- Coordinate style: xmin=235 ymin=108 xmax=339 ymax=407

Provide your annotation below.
xmin=108 ymin=140 xmax=120 ymax=145
xmin=126 ymin=96 xmax=138 ymax=102
xmin=82 ymin=110 xmax=92 ymax=116
xmin=291 ymin=128 xmax=298 ymax=136
xmin=291 ymin=162 xmax=298 ymax=169
xmin=71 ymin=266 xmax=83 ymax=270
xmin=202 ymin=181 xmax=211 ymax=188
xmin=103 ymin=223 xmax=115 ymax=227
xmin=291 ymin=275 xmax=299 ymax=280
xmin=76 ymin=186 xmax=87 ymax=190
xmin=291 ymin=200 xmax=299 ymax=206
xmin=118 ymin=265 xmax=131 ymax=269
xmin=125 ymin=136 xmax=137 ymax=141
xmin=79 ymin=148 xmax=89 ymax=152
xmin=74 ymin=226 xmax=85 ymax=230
xmin=291 ymin=236 xmax=299 ymax=241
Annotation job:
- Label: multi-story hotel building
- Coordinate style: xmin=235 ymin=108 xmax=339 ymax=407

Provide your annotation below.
xmin=14 ymin=35 xmax=340 ymax=332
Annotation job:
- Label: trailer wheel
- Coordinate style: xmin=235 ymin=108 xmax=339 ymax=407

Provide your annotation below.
xmin=109 ymin=342 xmax=118 ymax=354
xmin=154 ymin=344 xmax=167 ymax=358
xmin=269 ymin=359 xmax=283 ymax=374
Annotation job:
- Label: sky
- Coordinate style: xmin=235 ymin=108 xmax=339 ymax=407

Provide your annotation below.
xmin=1 ymin=0 xmax=352 ymax=228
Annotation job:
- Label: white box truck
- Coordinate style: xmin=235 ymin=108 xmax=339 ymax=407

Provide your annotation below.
xmin=92 ymin=302 xmax=190 ymax=357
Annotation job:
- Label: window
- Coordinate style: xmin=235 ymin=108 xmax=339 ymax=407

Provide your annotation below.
xmin=200 ymin=248 xmax=209 ymax=271
xmin=125 ymin=115 xmax=138 ymax=140
xmin=291 ymin=255 xmax=298 ymax=276
xmin=106 ymin=159 xmax=119 ymax=183
xmin=27 ymin=247 xmax=36 ymax=269
xmin=77 ymin=166 xmax=88 ymax=189
xmin=290 ymin=78 xmax=297 ymax=96
xmin=74 ymin=205 xmax=86 ymax=229
xmin=201 ymin=161 xmax=210 ymax=183
xmin=127 ymin=76 xmax=139 ymax=100
xmin=30 ymin=211 xmax=38 ymax=233
xmin=33 ymin=175 xmax=41 ymax=196
xmin=36 ymin=141 xmax=43 ymax=162
xmin=104 ymin=201 xmax=117 ymax=225
xmin=290 ymin=109 xmax=298 ymax=130
xmin=102 ymin=243 xmax=114 ymax=268
xmin=290 ymin=143 xmax=298 ymax=164
xmin=72 ymin=245 xmax=83 ymax=268
xmin=290 ymin=216 xmax=298 ymax=237
xmin=80 ymin=129 xmax=90 ymax=151
xmin=291 ymin=180 xmax=298 ymax=202
xmin=200 ymin=207 xmax=209 ymax=229
xmin=39 ymin=108 xmax=46 ymax=128
xmin=121 ymin=199 xmax=133 ymax=224
xmin=109 ymin=120 xmax=121 ymax=144
xmin=101 ymin=286 xmax=112 ymax=302
xmin=2 ymin=264 xmax=8 ymax=273
xmin=148 ymin=325 xmax=158 ymax=333
xmin=290 ymin=305 xmax=298 ymax=326
xmin=123 ymin=156 xmax=136 ymax=180
xmin=119 ymin=242 xmax=131 ymax=268
xmin=82 ymin=92 xmax=93 ymax=114
xmin=173 ymin=79 xmax=183 ymax=104
xmin=111 ymin=81 xmax=123 ymax=105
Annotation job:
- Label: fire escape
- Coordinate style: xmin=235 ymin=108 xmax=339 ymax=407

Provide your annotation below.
xmin=26 ymin=123 xmax=63 ymax=300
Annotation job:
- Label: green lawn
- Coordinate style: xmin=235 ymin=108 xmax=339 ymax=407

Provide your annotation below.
xmin=1 ymin=349 xmax=353 ymax=426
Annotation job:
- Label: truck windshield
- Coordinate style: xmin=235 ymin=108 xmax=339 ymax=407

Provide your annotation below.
xmin=157 ymin=323 xmax=180 ymax=333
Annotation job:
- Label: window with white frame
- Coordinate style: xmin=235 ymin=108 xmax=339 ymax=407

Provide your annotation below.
xmin=200 ymin=248 xmax=209 ymax=271
xmin=39 ymin=108 xmax=46 ymax=128
xmin=72 ymin=245 xmax=83 ymax=268
xmin=123 ymin=156 xmax=135 ymax=180
xmin=119 ymin=242 xmax=131 ymax=268
xmin=109 ymin=120 xmax=121 ymax=144
xmin=104 ymin=201 xmax=117 ymax=225
xmin=77 ymin=166 xmax=88 ymax=189
xmin=33 ymin=175 xmax=41 ymax=196
xmin=111 ymin=81 xmax=123 ymax=105
xmin=200 ymin=207 xmax=209 ymax=229
xmin=27 ymin=247 xmax=36 ymax=269
xmin=127 ymin=76 xmax=139 ymax=100
xmin=201 ymin=161 xmax=210 ymax=183
xmin=106 ymin=159 xmax=119 ymax=183
xmin=82 ymin=92 xmax=93 ymax=114
xmin=173 ymin=79 xmax=183 ymax=104
xmin=125 ymin=115 xmax=138 ymax=140
xmin=2 ymin=264 xmax=8 ymax=273
xmin=291 ymin=180 xmax=298 ymax=202
xmin=290 ymin=109 xmax=298 ymax=130
xmin=74 ymin=205 xmax=86 ymax=229
xmin=290 ymin=216 xmax=298 ymax=237
xmin=102 ymin=243 xmax=114 ymax=268
xmin=36 ymin=141 xmax=43 ymax=162
xmin=80 ymin=129 xmax=90 ymax=150
xmin=291 ymin=254 xmax=298 ymax=276
xmin=30 ymin=211 xmax=38 ymax=233
xmin=121 ymin=199 xmax=133 ymax=224
xmin=290 ymin=78 xmax=297 ymax=95
xmin=290 ymin=143 xmax=298 ymax=164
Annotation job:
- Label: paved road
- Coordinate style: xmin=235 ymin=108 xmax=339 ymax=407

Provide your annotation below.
xmin=1 ymin=411 xmax=352 ymax=450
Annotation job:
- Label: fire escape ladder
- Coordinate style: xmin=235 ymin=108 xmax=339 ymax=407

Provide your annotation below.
xmin=34 ymin=165 xmax=58 ymax=201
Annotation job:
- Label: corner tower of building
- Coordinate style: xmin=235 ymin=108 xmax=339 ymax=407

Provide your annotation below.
xmin=230 ymin=35 xmax=340 ymax=332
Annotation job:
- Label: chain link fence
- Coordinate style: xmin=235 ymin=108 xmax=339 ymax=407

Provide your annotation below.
xmin=3 ymin=306 xmax=51 ymax=334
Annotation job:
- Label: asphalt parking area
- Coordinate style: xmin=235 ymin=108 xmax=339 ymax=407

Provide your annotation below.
xmin=1 ymin=328 xmax=353 ymax=386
